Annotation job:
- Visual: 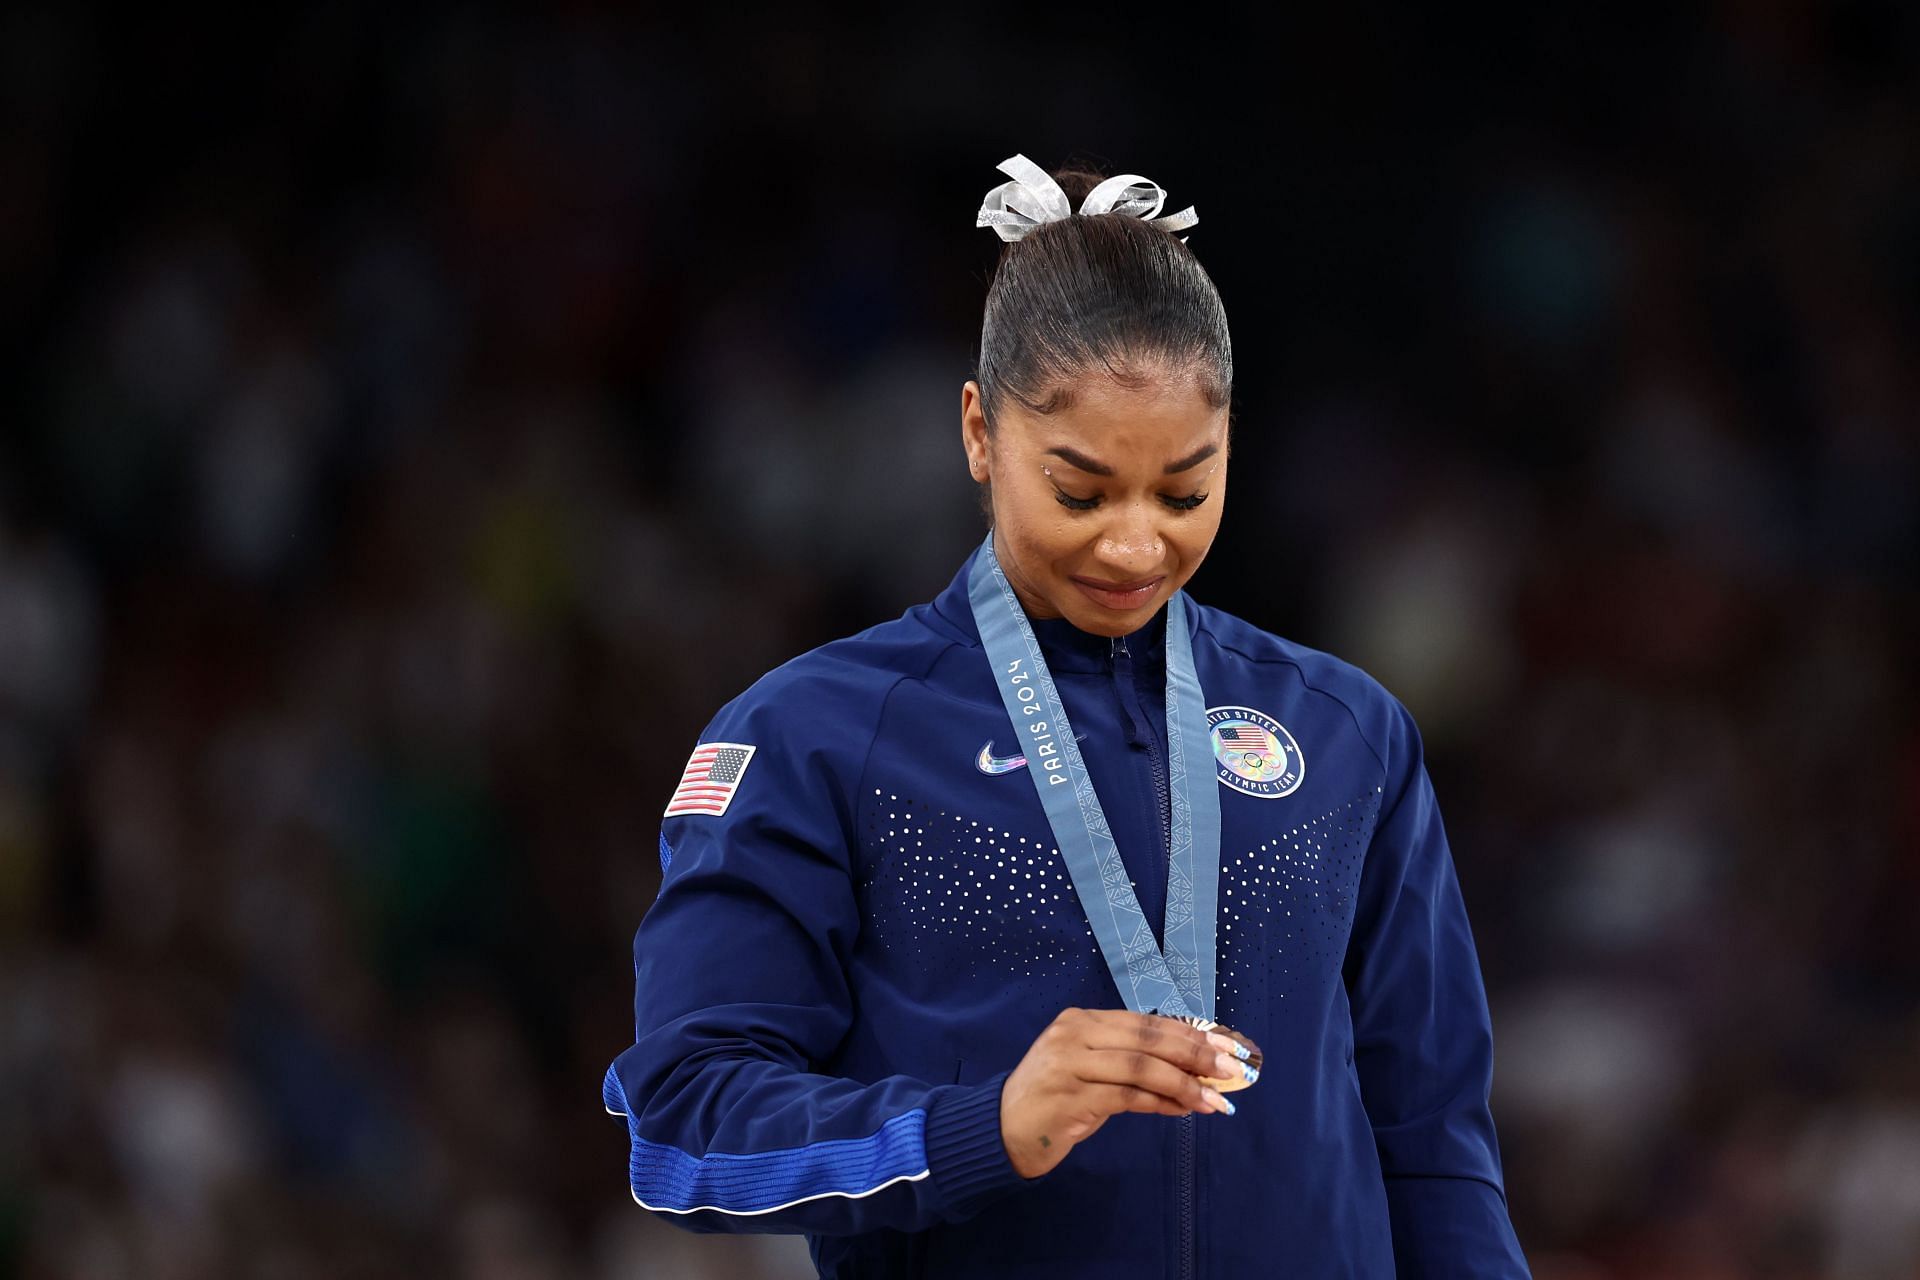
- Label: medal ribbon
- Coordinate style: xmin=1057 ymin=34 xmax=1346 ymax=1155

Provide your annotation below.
xmin=967 ymin=533 xmax=1221 ymax=1019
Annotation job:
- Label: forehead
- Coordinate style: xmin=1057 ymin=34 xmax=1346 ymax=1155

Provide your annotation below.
xmin=1014 ymin=371 xmax=1226 ymax=458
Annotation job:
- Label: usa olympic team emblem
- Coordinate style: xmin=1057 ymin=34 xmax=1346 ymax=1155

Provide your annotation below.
xmin=1206 ymin=706 xmax=1304 ymax=799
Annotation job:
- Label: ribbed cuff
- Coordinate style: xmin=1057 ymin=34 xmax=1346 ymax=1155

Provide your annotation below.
xmin=922 ymin=1070 xmax=1028 ymax=1220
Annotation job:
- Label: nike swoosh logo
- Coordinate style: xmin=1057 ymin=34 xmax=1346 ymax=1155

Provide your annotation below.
xmin=976 ymin=734 xmax=1088 ymax=776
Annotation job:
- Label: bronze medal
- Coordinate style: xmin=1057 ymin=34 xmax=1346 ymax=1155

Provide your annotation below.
xmin=1165 ymin=1015 xmax=1263 ymax=1094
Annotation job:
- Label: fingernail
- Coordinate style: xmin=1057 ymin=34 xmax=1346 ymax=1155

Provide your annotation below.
xmin=1242 ymin=1064 xmax=1259 ymax=1085
xmin=1214 ymin=1052 xmax=1239 ymax=1078
xmin=1207 ymin=1032 xmax=1251 ymax=1062
xmin=1201 ymin=1087 xmax=1235 ymax=1116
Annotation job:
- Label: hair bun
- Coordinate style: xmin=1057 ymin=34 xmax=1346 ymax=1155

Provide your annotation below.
xmin=975 ymin=154 xmax=1198 ymax=244
xmin=1049 ymin=166 xmax=1109 ymax=207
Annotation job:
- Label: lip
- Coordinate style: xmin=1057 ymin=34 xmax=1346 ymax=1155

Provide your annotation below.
xmin=1069 ymin=574 xmax=1166 ymax=612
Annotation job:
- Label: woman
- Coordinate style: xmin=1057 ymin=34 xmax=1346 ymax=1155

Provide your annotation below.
xmin=603 ymin=155 xmax=1531 ymax=1279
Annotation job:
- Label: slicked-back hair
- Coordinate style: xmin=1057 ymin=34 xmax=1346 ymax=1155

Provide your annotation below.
xmin=976 ymin=164 xmax=1233 ymax=430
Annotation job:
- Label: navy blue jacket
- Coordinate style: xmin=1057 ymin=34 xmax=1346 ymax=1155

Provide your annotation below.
xmin=604 ymin=548 xmax=1530 ymax=1278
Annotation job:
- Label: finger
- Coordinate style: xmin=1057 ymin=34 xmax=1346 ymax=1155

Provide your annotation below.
xmin=1084 ymin=1082 xmax=1193 ymax=1120
xmin=1068 ymin=1009 xmax=1208 ymax=1057
xmin=1074 ymin=1047 xmax=1219 ymax=1114
xmin=1073 ymin=1011 xmax=1244 ymax=1084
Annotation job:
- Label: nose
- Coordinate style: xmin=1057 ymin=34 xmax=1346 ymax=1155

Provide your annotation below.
xmin=1092 ymin=500 xmax=1165 ymax=578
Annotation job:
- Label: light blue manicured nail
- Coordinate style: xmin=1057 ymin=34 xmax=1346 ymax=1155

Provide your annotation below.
xmin=1243 ymin=1064 xmax=1259 ymax=1085
xmin=1231 ymin=1043 xmax=1252 ymax=1061
xmin=1218 ymin=1095 xmax=1236 ymax=1116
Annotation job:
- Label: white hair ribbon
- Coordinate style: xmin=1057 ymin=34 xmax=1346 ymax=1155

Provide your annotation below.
xmin=975 ymin=154 xmax=1198 ymax=243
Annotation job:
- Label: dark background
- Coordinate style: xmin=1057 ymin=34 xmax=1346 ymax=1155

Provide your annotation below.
xmin=3 ymin=6 xmax=1917 ymax=1278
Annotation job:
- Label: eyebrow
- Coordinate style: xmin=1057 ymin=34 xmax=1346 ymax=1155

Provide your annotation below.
xmin=1045 ymin=442 xmax=1220 ymax=477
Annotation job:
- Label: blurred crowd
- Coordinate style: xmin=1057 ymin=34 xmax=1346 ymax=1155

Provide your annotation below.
xmin=2 ymin=6 xmax=1917 ymax=1279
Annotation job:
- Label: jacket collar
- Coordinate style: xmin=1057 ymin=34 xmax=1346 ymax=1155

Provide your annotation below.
xmin=931 ymin=543 xmax=1168 ymax=676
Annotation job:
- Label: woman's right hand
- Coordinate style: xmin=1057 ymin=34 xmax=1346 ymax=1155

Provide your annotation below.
xmin=997 ymin=1008 xmax=1246 ymax=1179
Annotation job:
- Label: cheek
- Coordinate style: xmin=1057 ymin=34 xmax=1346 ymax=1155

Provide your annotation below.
xmin=994 ymin=483 xmax=1082 ymax=559
xmin=1167 ymin=508 xmax=1225 ymax=572
xmin=1007 ymin=516 xmax=1083 ymax=572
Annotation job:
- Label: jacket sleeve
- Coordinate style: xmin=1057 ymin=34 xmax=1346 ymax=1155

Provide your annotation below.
xmin=1342 ymin=698 xmax=1531 ymax=1278
xmin=602 ymin=676 xmax=1028 ymax=1235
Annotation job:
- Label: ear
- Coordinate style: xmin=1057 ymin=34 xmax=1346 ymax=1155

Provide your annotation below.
xmin=960 ymin=381 xmax=992 ymax=484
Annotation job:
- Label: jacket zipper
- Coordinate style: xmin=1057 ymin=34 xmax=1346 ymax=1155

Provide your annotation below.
xmin=1178 ymin=1114 xmax=1196 ymax=1280
xmin=1111 ymin=634 xmax=1196 ymax=1280
xmin=1108 ymin=636 xmax=1173 ymax=854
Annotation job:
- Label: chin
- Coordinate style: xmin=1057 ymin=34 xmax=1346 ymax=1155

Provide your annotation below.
xmin=1063 ymin=610 xmax=1133 ymax=638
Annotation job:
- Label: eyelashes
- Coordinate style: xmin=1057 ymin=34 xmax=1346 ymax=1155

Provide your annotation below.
xmin=1052 ymin=488 xmax=1210 ymax=513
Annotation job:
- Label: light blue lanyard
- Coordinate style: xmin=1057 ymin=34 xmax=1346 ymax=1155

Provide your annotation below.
xmin=967 ymin=533 xmax=1222 ymax=1019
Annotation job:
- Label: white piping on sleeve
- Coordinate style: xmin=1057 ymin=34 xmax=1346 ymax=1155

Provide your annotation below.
xmin=631 ymin=1169 xmax=931 ymax=1216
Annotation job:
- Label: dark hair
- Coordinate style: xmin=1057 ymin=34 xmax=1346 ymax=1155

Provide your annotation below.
xmin=976 ymin=163 xmax=1233 ymax=430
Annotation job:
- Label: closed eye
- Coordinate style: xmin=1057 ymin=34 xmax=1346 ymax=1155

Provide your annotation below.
xmin=1051 ymin=489 xmax=1210 ymax=512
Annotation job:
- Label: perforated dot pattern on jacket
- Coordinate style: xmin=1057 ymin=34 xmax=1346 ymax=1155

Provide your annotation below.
xmin=1216 ymin=787 xmax=1384 ymax=1016
xmin=857 ymin=788 xmax=1097 ymax=1003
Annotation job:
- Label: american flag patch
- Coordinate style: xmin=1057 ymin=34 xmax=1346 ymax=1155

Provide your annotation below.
xmin=664 ymin=742 xmax=756 ymax=818
xmin=1218 ymin=726 xmax=1272 ymax=748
